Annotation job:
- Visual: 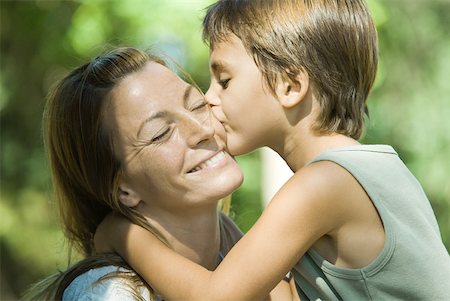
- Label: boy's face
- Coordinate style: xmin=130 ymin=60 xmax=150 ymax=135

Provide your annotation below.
xmin=206 ymin=34 xmax=285 ymax=156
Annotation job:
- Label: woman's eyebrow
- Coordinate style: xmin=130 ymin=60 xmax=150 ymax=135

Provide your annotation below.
xmin=136 ymin=85 xmax=192 ymax=138
xmin=183 ymin=85 xmax=193 ymax=108
xmin=137 ymin=111 xmax=167 ymax=138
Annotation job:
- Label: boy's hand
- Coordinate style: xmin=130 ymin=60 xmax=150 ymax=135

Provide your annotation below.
xmin=94 ymin=212 xmax=130 ymax=253
xmin=290 ymin=277 xmax=301 ymax=301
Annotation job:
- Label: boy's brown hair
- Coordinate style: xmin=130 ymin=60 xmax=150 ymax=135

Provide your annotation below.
xmin=203 ymin=0 xmax=378 ymax=139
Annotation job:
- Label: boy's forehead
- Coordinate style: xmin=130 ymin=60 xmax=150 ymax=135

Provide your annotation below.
xmin=209 ymin=45 xmax=231 ymax=72
xmin=209 ymin=34 xmax=247 ymax=71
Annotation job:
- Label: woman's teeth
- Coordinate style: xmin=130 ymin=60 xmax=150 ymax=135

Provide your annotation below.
xmin=190 ymin=151 xmax=225 ymax=173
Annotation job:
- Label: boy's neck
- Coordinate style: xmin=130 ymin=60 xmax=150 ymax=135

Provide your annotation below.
xmin=268 ymin=78 xmax=360 ymax=171
xmin=279 ymin=132 xmax=360 ymax=172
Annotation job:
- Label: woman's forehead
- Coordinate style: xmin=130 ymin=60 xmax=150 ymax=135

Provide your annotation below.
xmin=104 ymin=62 xmax=200 ymax=134
xmin=122 ymin=62 xmax=184 ymax=92
xmin=110 ymin=63 xmax=187 ymax=108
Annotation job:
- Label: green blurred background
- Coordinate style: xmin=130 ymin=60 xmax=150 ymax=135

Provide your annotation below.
xmin=1 ymin=0 xmax=449 ymax=299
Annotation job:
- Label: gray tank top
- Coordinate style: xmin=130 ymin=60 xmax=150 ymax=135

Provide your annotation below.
xmin=292 ymin=145 xmax=450 ymax=300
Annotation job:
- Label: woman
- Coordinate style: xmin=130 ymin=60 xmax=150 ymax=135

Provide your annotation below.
xmin=24 ymin=47 xmax=292 ymax=300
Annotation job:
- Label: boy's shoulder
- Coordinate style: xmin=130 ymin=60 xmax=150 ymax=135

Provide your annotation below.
xmin=286 ymin=159 xmax=358 ymax=202
xmin=273 ymin=159 xmax=368 ymax=230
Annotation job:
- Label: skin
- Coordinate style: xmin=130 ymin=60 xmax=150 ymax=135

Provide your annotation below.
xmin=96 ymin=35 xmax=385 ymax=300
xmin=206 ymin=34 xmax=384 ymax=269
xmin=97 ymin=61 xmax=293 ymax=299
xmin=205 ymin=38 xmax=287 ymax=156
xmin=102 ymin=61 xmax=245 ymax=269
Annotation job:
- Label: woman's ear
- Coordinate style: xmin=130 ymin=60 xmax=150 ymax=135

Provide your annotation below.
xmin=118 ymin=182 xmax=141 ymax=208
xmin=275 ymin=70 xmax=309 ymax=108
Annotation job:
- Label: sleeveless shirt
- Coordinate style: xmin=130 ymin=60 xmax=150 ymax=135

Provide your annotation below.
xmin=292 ymin=145 xmax=450 ymax=300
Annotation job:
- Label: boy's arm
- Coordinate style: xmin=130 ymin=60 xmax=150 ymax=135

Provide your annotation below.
xmin=219 ymin=212 xmax=297 ymax=300
xmin=97 ymin=161 xmax=349 ymax=301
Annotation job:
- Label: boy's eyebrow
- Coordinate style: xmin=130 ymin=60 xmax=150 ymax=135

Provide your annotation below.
xmin=137 ymin=85 xmax=191 ymax=137
xmin=210 ymin=60 xmax=228 ymax=73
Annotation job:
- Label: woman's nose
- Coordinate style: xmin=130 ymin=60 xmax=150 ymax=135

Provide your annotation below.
xmin=184 ymin=112 xmax=215 ymax=147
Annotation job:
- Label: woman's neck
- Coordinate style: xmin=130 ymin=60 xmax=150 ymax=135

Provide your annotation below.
xmin=143 ymin=206 xmax=221 ymax=270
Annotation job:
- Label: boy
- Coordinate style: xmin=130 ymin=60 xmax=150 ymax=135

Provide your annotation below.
xmin=97 ymin=1 xmax=450 ymax=300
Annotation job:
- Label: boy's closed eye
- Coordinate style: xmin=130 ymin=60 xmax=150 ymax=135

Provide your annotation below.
xmin=218 ymin=78 xmax=230 ymax=89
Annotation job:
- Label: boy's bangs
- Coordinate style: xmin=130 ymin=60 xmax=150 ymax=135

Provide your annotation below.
xmin=202 ymin=1 xmax=240 ymax=48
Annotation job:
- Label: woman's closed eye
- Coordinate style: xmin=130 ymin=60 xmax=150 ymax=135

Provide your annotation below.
xmin=190 ymin=100 xmax=209 ymax=111
xmin=151 ymin=127 xmax=172 ymax=143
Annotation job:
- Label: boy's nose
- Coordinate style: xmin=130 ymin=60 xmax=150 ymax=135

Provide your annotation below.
xmin=205 ymin=85 xmax=220 ymax=106
xmin=205 ymin=86 xmax=226 ymax=123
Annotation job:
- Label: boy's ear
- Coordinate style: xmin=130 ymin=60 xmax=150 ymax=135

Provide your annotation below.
xmin=275 ymin=71 xmax=309 ymax=108
xmin=118 ymin=182 xmax=141 ymax=208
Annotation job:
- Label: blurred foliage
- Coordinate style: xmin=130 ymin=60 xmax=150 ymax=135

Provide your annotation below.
xmin=364 ymin=0 xmax=450 ymax=248
xmin=0 ymin=0 xmax=448 ymax=299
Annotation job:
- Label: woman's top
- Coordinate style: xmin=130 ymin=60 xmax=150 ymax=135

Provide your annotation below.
xmin=293 ymin=144 xmax=450 ymax=300
xmin=62 ymin=212 xmax=242 ymax=301
xmin=63 ymin=265 xmax=149 ymax=301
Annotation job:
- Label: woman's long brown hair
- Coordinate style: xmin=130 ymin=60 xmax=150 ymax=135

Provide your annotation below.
xmin=24 ymin=46 xmax=233 ymax=300
xmin=24 ymin=47 xmax=168 ymax=301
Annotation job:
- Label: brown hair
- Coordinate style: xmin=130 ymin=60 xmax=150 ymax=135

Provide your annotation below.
xmin=45 ymin=47 xmax=167 ymax=256
xmin=25 ymin=47 xmax=168 ymax=300
xmin=203 ymin=0 xmax=378 ymax=139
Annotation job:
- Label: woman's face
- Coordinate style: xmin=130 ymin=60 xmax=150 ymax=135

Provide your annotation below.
xmin=104 ymin=62 xmax=243 ymax=215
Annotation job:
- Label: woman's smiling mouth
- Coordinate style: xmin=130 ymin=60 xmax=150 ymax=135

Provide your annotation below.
xmin=188 ymin=151 xmax=226 ymax=173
